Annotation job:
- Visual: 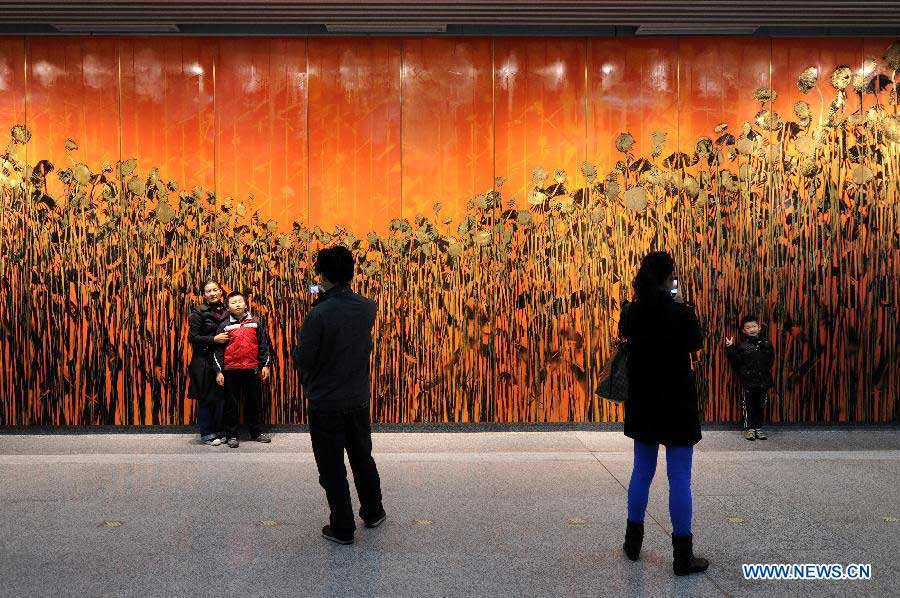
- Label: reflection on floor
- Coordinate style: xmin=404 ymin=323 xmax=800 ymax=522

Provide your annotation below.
xmin=1 ymin=430 xmax=898 ymax=597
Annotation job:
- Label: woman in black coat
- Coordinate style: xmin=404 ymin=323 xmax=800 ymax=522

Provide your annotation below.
xmin=188 ymin=281 xmax=230 ymax=445
xmin=618 ymin=251 xmax=709 ymax=576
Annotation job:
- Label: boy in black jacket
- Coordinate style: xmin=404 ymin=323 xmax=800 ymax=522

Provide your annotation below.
xmin=213 ymin=291 xmax=273 ymax=448
xmin=726 ymin=315 xmax=775 ymax=441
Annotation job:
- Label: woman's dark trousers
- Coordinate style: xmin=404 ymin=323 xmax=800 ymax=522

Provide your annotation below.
xmin=197 ymin=386 xmax=224 ymax=440
xmin=309 ymin=404 xmax=384 ymax=535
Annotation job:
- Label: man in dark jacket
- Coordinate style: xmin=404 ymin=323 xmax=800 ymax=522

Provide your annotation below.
xmin=213 ymin=291 xmax=273 ymax=448
xmin=726 ymin=315 xmax=775 ymax=441
xmin=188 ymin=281 xmax=230 ymax=445
xmin=293 ymin=245 xmax=385 ymax=545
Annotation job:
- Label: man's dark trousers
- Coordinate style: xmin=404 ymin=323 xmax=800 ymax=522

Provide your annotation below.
xmin=223 ymin=370 xmax=263 ymax=438
xmin=309 ymin=403 xmax=384 ymax=534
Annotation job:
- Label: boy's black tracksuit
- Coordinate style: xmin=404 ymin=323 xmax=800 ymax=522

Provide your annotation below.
xmin=726 ymin=335 xmax=775 ymax=430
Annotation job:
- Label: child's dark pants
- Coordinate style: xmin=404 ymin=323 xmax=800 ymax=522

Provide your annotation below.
xmin=223 ymin=369 xmax=263 ymax=438
xmin=742 ymin=388 xmax=768 ymax=429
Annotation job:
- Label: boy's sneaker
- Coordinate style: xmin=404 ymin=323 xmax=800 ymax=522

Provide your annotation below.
xmin=227 ymin=437 xmax=240 ymax=448
xmin=745 ymin=429 xmax=756 ymax=441
xmin=251 ymin=433 xmax=272 ymax=443
xmin=754 ymin=429 xmax=767 ymax=440
xmin=364 ymin=511 xmax=387 ymax=529
xmin=322 ymin=525 xmax=354 ymax=545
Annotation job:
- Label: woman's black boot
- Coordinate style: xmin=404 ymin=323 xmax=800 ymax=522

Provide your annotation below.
xmin=672 ymin=533 xmax=709 ymax=576
xmin=622 ymin=520 xmax=644 ymax=561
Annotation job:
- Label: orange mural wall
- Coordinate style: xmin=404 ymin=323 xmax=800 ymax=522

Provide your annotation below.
xmin=0 ymin=35 xmax=897 ymax=426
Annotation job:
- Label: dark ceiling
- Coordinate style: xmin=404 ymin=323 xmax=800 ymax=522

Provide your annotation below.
xmin=1 ymin=1 xmax=899 ymax=36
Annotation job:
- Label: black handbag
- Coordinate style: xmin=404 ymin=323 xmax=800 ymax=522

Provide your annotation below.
xmin=595 ymin=340 xmax=628 ymax=404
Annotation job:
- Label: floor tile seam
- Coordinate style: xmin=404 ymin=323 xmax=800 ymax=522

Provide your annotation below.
xmin=0 ymin=452 xmax=604 ymax=465
xmin=697 ymin=569 xmax=738 ymax=598
xmin=595 ymin=450 xmax=900 ymax=461
xmin=3 ymin=449 xmax=900 ymax=464
xmin=582 ymin=444 xmax=674 ymax=541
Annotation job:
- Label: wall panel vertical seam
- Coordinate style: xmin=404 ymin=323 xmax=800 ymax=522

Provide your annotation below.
xmin=22 ymin=34 xmax=30 ymax=426
xmin=212 ymin=38 xmax=218 ymax=212
xmin=491 ymin=37 xmax=496 ymax=191
xmin=584 ymin=36 xmax=589 ymax=166
xmin=400 ymin=37 xmax=404 ymax=219
xmin=115 ymin=36 xmax=126 ymax=426
xmin=305 ymin=36 xmax=310 ymax=229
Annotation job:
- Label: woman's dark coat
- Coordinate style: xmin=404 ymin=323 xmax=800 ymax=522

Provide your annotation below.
xmin=618 ymin=291 xmax=704 ymax=447
xmin=187 ymin=302 xmax=228 ymax=401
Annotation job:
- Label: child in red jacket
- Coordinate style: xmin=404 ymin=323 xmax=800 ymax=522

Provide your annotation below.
xmin=213 ymin=291 xmax=273 ymax=447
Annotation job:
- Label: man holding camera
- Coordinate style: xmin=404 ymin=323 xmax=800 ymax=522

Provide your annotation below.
xmin=293 ymin=246 xmax=386 ymax=545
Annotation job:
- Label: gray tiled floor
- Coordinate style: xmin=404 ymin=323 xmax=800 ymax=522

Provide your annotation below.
xmin=0 ymin=429 xmax=897 ymax=597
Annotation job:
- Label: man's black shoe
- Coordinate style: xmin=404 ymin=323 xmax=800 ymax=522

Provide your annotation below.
xmin=322 ymin=525 xmax=354 ymax=545
xmin=364 ymin=511 xmax=387 ymax=529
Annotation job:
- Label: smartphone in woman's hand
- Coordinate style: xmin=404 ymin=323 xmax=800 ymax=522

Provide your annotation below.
xmin=672 ymin=279 xmax=687 ymax=304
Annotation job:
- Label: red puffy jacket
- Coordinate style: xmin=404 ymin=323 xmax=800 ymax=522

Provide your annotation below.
xmin=213 ymin=312 xmax=272 ymax=372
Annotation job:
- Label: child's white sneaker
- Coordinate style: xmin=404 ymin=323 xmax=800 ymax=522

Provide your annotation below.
xmin=754 ymin=429 xmax=767 ymax=440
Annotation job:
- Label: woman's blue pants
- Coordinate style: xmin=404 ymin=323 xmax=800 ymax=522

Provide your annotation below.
xmin=627 ymin=440 xmax=693 ymax=536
